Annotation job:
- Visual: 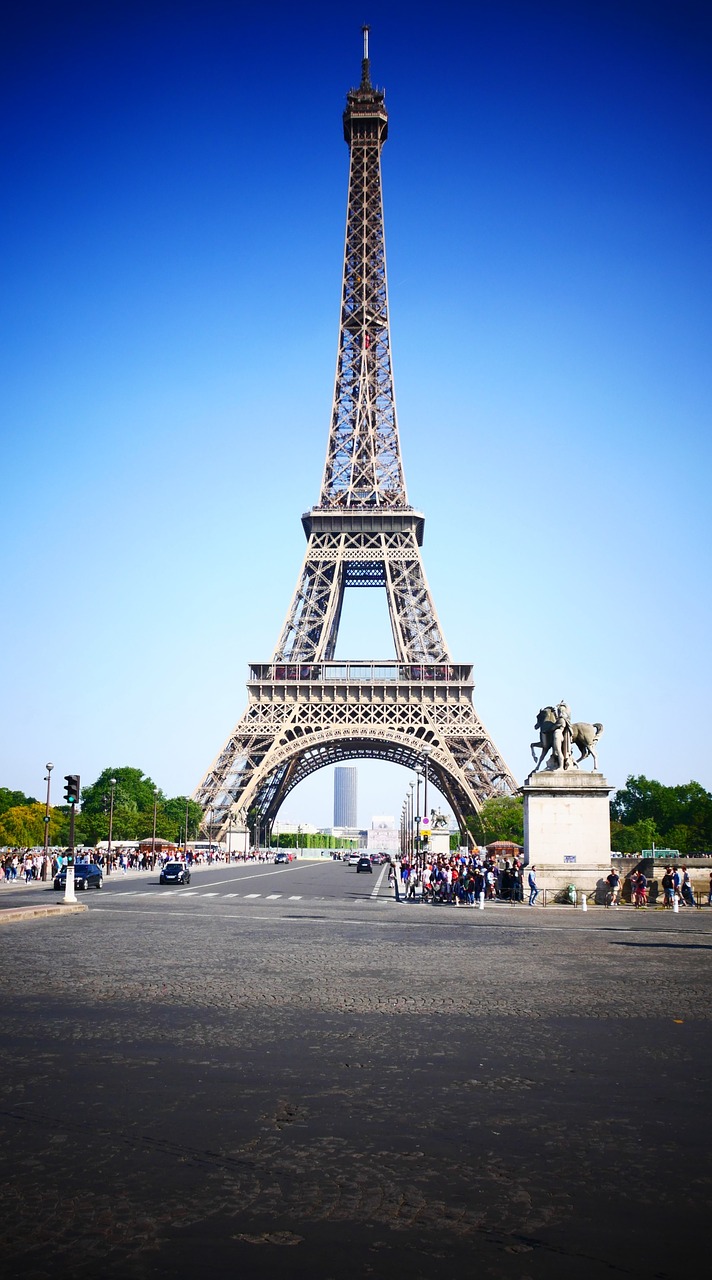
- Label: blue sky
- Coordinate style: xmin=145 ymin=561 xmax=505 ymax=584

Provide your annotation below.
xmin=2 ymin=0 xmax=711 ymax=829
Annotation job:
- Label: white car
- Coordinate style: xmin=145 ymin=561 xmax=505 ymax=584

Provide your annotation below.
xmin=346 ymin=852 xmax=361 ymax=866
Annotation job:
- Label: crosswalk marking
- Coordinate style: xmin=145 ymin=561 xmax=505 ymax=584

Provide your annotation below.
xmin=265 ymin=894 xmax=282 ymax=900
xmin=288 ymin=895 xmax=302 ymax=900
xmin=223 ymin=892 xmax=239 ymax=897
xmin=244 ymin=893 xmax=261 ymax=899
xmin=201 ymin=892 xmax=219 ymax=897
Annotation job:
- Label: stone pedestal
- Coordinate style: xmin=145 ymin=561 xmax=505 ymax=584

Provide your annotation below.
xmin=522 ymin=769 xmax=614 ymax=899
xmin=426 ymin=829 xmax=451 ymax=858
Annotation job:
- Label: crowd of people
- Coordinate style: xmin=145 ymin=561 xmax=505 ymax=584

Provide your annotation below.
xmin=388 ymin=852 xmax=527 ymax=905
xmin=0 ymin=844 xmax=303 ymax=885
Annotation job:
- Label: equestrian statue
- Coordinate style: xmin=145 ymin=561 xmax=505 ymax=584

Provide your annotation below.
xmin=530 ymin=701 xmax=604 ymax=772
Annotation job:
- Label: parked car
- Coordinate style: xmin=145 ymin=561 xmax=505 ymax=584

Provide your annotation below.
xmin=356 ymin=856 xmax=373 ymax=874
xmin=159 ymin=861 xmax=191 ymax=885
xmin=53 ymin=862 xmax=103 ymax=891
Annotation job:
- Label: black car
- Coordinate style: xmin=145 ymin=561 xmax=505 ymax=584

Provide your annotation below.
xmin=274 ymin=852 xmax=290 ymax=864
xmin=356 ymin=856 xmax=373 ymax=873
xmin=53 ymin=862 xmax=103 ymax=891
xmin=159 ymin=861 xmax=191 ymax=885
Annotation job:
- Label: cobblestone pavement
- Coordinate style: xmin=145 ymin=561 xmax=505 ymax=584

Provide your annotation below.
xmin=1 ymin=901 xmax=711 ymax=1279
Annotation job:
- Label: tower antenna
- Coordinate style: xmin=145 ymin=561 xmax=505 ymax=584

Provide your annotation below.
xmin=361 ymin=24 xmax=371 ymax=88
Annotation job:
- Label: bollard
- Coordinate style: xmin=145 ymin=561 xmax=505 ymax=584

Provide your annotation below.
xmin=478 ymin=892 xmax=485 ymax=910
xmin=581 ymin=893 xmax=587 ymax=912
xmin=673 ymin=896 xmax=679 ymax=914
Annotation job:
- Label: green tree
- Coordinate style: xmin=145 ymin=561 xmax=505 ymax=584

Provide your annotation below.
xmin=610 ymin=816 xmax=661 ymax=855
xmin=612 ymin=775 xmax=712 ymax=848
xmin=467 ymin=796 xmax=524 ymax=846
xmin=80 ymin=767 xmax=162 ymax=817
xmin=664 ymin=825 xmax=693 ymax=855
xmin=0 ymin=787 xmax=39 ymax=816
xmin=161 ymin=797 xmax=204 ymax=842
xmin=0 ymin=803 xmax=63 ymax=848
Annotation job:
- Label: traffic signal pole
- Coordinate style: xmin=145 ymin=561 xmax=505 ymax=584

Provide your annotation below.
xmin=63 ymin=774 xmax=80 ymax=904
xmin=64 ymin=801 xmax=77 ymax=903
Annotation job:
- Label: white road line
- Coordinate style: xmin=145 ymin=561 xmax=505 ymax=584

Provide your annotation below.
xmin=288 ymin=895 xmax=302 ymax=900
xmin=180 ymin=891 xmax=198 ymax=896
xmin=189 ymin=863 xmax=316 ymax=889
xmin=265 ymin=894 xmax=282 ymax=900
xmin=371 ymin=865 xmax=390 ymax=899
xmin=223 ymin=893 xmax=239 ymax=898
xmin=244 ymin=893 xmax=261 ymax=899
xmin=200 ymin=892 xmax=219 ymax=897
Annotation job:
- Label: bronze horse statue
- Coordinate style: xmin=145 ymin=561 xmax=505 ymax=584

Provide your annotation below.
xmin=531 ymin=706 xmax=604 ymax=772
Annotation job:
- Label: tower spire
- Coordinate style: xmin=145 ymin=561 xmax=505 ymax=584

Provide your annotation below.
xmin=361 ymin=24 xmax=371 ymax=89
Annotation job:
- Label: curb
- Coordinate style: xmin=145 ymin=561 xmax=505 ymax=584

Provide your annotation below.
xmin=0 ymin=903 xmax=89 ymax=925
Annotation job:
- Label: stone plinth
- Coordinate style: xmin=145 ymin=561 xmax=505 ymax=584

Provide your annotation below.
xmin=522 ymin=769 xmax=614 ymax=898
xmin=426 ymin=830 xmax=451 ymax=858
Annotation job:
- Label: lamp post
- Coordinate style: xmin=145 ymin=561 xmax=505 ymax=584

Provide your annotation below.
xmin=408 ymin=781 xmax=415 ymax=861
xmin=151 ymin=788 xmax=158 ymax=868
xmin=401 ymin=801 xmax=408 ymax=858
xmin=184 ymin=797 xmax=190 ymax=859
xmin=43 ymin=763 xmax=54 ymax=866
xmin=422 ymin=746 xmax=432 ymax=859
xmin=415 ymin=770 xmax=422 ymax=865
xmin=106 ymin=777 xmax=116 ymax=877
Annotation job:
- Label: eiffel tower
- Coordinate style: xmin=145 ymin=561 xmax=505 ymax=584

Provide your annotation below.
xmin=195 ymin=30 xmax=516 ymax=844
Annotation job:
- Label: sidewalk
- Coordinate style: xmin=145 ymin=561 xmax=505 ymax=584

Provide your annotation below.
xmin=0 ymin=864 xmax=152 ymax=924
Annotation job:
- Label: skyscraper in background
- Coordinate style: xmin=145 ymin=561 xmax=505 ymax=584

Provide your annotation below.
xmin=334 ymin=767 xmax=358 ymax=829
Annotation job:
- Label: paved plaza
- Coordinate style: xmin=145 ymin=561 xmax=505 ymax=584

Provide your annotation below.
xmin=1 ymin=860 xmax=710 ymax=1278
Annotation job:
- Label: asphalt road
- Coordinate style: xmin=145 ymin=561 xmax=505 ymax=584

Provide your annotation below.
xmin=1 ymin=858 xmax=711 ymax=1280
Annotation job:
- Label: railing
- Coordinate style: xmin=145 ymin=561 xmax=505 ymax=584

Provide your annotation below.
xmin=248 ymin=662 xmax=472 ymax=684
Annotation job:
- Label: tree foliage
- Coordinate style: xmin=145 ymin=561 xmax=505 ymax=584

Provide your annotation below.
xmin=466 ymin=796 xmax=524 ymax=847
xmin=0 ymin=787 xmax=38 ymax=816
xmin=611 ymin=775 xmax=712 ymax=853
xmin=1 ymin=767 xmax=203 ymax=848
xmin=0 ymin=803 xmax=63 ymax=848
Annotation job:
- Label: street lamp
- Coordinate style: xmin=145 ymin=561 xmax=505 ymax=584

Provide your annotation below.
xmin=422 ymin=746 xmax=432 ymax=858
xmin=401 ymin=800 xmax=407 ymax=858
xmin=415 ymin=769 xmax=423 ymax=863
xmin=43 ymin=763 xmax=54 ymax=865
xmin=408 ymin=781 xmax=415 ymax=860
xmin=151 ymin=788 xmax=158 ymax=868
xmin=106 ymin=777 xmax=116 ymax=877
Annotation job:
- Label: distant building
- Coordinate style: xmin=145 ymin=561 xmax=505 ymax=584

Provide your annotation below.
xmin=334 ymin=766 xmax=358 ymax=829
xmin=367 ymin=814 xmax=400 ymax=854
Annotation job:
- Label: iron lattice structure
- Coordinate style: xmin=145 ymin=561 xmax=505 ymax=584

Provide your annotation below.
xmin=195 ymin=34 xmax=517 ymax=842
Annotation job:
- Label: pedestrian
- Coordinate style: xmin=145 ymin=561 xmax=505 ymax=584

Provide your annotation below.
xmin=661 ymin=866 xmax=675 ymax=908
xmin=708 ymin=871 xmax=712 ymax=907
xmin=387 ymin=857 xmax=401 ymax=903
xmin=528 ymin=865 xmax=538 ymax=907
xmin=672 ymin=865 xmax=683 ymax=905
xmin=681 ymin=866 xmax=695 ymax=909
xmin=606 ymin=868 xmax=620 ymax=907
xmin=636 ymin=869 xmax=648 ymax=908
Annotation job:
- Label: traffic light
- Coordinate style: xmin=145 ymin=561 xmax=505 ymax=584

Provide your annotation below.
xmin=64 ymin=774 xmax=81 ymax=805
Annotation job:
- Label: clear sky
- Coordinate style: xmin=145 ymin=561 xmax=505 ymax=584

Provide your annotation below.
xmin=2 ymin=0 xmax=711 ymax=829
